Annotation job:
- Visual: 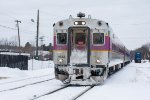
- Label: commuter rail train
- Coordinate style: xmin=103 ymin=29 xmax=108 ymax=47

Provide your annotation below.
xmin=53 ymin=12 xmax=131 ymax=85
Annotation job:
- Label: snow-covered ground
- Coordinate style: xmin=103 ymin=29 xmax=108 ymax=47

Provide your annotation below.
xmin=79 ymin=61 xmax=150 ymax=100
xmin=0 ymin=60 xmax=150 ymax=100
xmin=0 ymin=59 xmax=54 ymax=83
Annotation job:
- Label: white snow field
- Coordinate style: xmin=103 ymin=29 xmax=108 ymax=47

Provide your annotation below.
xmin=79 ymin=61 xmax=150 ymax=100
xmin=0 ymin=60 xmax=150 ymax=100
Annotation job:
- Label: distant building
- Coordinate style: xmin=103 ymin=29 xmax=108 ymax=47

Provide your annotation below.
xmin=34 ymin=50 xmax=53 ymax=60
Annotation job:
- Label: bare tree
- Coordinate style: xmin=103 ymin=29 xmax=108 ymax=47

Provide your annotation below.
xmin=0 ymin=36 xmax=18 ymax=52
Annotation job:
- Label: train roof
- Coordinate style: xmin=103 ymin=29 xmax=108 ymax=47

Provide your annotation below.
xmin=53 ymin=13 xmax=130 ymax=52
xmin=53 ymin=14 xmax=110 ymax=30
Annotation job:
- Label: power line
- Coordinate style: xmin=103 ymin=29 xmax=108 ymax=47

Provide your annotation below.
xmin=0 ymin=11 xmax=39 ymax=25
xmin=0 ymin=24 xmax=17 ymax=30
xmin=0 ymin=24 xmax=37 ymax=34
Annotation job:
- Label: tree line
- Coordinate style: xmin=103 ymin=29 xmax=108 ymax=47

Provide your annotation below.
xmin=0 ymin=38 xmax=53 ymax=60
xmin=133 ymin=42 xmax=150 ymax=60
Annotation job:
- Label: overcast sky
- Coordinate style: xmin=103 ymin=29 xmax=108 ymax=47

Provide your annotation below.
xmin=0 ymin=0 xmax=150 ymax=50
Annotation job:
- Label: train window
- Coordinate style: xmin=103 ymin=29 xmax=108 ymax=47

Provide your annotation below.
xmin=57 ymin=33 xmax=67 ymax=44
xmin=75 ymin=33 xmax=86 ymax=45
xmin=93 ymin=33 xmax=104 ymax=44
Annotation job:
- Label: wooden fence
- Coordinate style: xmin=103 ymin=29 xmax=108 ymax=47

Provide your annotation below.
xmin=0 ymin=54 xmax=28 ymax=70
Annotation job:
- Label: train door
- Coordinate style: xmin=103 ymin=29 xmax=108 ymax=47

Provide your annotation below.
xmin=68 ymin=27 xmax=90 ymax=66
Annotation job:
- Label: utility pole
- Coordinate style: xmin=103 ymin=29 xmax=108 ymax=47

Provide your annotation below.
xmin=15 ymin=20 xmax=21 ymax=54
xmin=39 ymin=36 xmax=45 ymax=61
xmin=36 ymin=9 xmax=39 ymax=60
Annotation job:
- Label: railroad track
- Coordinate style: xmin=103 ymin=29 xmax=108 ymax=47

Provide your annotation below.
xmin=0 ymin=78 xmax=55 ymax=92
xmin=0 ymin=74 xmax=52 ymax=85
xmin=31 ymin=85 xmax=95 ymax=100
xmin=71 ymin=85 xmax=95 ymax=100
xmin=31 ymin=84 xmax=70 ymax=100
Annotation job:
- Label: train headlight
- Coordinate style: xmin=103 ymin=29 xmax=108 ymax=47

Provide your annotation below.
xmin=58 ymin=58 xmax=64 ymax=63
xmin=82 ymin=21 xmax=86 ymax=25
xmin=74 ymin=21 xmax=86 ymax=25
xmin=96 ymin=59 xmax=101 ymax=63
xmin=74 ymin=22 xmax=78 ymax=25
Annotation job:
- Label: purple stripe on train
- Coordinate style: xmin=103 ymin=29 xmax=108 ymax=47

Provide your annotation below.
xmin=53 ymin=36 xmax=111 ymax=50
xmin=91 ymin=36 xmax=111 ymax=50
xmin=53 ymin=36 xmax=68 ymax=50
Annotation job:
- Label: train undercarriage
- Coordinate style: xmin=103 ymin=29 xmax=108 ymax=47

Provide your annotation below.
xmin=55 ymin=60 xmax=130 ymax=85
xmin=55 ymin=66 xmax=107 ymax=85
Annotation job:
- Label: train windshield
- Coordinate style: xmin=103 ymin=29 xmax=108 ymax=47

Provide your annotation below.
xmin=57 ymin=33 xmax=67 ymax=44
xmin=75 ymin=33 xmax=86 ymax=45
xmin=93 ymin=33 xmax=104 ymax=44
